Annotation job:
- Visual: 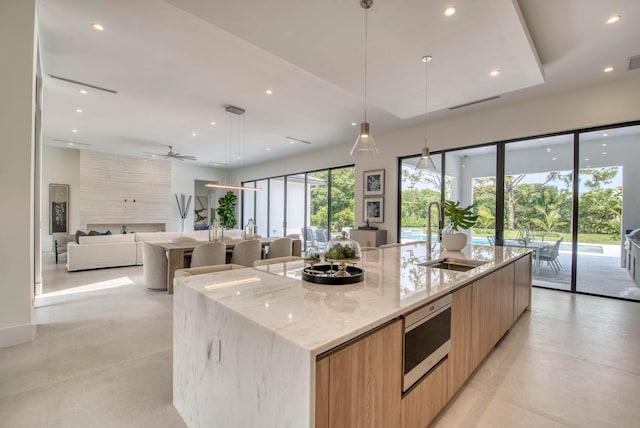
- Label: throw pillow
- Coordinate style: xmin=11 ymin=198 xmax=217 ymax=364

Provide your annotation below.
xmin=75 ymin=230 xmax=87 ymax=244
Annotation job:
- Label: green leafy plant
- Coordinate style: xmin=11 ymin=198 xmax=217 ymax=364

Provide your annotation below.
xmin=216 ymin=191 xmax=238 ymax=229
xmin=442 ymin=201 xmax=478 ymax=232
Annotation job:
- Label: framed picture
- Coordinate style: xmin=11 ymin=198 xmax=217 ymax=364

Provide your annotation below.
xmin=364 ymin=169 xmax=384 ymax=196
xmin=49 ymin=183 xmax=69 ymax=234
xmin=364 ymin=197 xmax=384 ymax=223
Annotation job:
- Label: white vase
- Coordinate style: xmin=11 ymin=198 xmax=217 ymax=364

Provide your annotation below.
xmin=441 ymin=232 xmax=468 ymax=251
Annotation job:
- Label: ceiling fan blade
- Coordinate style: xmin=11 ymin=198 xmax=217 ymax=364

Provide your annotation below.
xmin=176 ymin=155 xmax=196 ymax=160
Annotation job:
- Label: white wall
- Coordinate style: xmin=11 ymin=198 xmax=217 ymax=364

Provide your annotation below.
xmin=0 ymin=0 xmax=36 ymax=348
xmin=41 ymin=146 xmax=80 ymax=250
xmin=229 ymin=74 xmax=640 ymax=243
xmin=170 ymin=162 xmax=227 ymax=232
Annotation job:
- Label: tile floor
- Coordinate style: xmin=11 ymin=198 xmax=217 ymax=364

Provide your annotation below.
xmin=1 ymin=254 xmax=639 ymax=427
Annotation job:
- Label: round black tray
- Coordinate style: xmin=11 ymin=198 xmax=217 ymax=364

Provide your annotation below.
xmin=302 ymin=264 xmax=364 ymax=285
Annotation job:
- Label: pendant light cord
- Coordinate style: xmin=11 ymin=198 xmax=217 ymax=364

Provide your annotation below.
xmin=424 ymin=57 xmax=428 ymax=149
xmin=363 ymin=4 xmax=368 ymax=123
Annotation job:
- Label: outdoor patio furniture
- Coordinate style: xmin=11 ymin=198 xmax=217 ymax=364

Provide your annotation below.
xmin=487 ymin=236 xmax=495 ymax=246
xmin=537 ymin=237 xmax=563 ymax=274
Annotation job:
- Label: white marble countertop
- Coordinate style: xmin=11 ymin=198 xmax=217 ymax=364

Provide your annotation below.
xmin=176 ymin=243 xmax=530 ymax=356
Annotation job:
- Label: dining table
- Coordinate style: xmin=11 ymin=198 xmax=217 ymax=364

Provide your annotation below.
xmin=152 ymin=237 xmax=281 ymax=294
xmin=502 ymin=239 xmax=549 ymax=274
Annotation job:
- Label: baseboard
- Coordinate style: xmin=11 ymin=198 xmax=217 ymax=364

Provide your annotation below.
xmin=0 ymin=323 xmax=35 ymax=348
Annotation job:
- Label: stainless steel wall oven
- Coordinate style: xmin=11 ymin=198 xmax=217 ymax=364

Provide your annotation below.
xmin=403 ymin=294 xmax=451 ymax=392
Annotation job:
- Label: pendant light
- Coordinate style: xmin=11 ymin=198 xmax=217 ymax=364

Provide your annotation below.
xmin=415 ymin=55 xmax=437 ymax=171
xmin=350 ymin=0 xmax=379 ymax=156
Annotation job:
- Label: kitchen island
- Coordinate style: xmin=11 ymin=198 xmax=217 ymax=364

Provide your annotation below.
xmin=173 ymin=243 xmax=532 ymax=427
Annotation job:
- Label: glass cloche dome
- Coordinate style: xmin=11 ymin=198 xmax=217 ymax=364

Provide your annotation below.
xmin=324 ymin=231 xmax=362 ymax=264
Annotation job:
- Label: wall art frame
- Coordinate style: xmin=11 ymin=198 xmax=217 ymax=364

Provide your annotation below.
xmin=49 ymin=183 xmax=69 ymax=234
xmin=363 ymin=169 xmax=385 ymax=196
xmin=363 ymin=197 xmax=384 ymax=223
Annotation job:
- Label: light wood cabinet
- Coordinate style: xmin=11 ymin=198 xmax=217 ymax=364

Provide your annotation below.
xmin=315 ymin=255 xmax=532 ymax=427
xmin=449 ymin=285 xmax=473 ymax=393
xmin=513 ymin=253 xmax=532 ymax=321
xmin=319 ymin=320 xmax=402 ymax=428
xmin=470 ymin=264 xmax=514 ymax=368
xmin=498 ymin=263 xmax=515 ymax=337
xmin=315 ymin=356 xmax=330 ymax=428
xmin=350 ymin=229 xmax=387 ymax=247
xmin=401 ymin=359 xmax=450 ymax=428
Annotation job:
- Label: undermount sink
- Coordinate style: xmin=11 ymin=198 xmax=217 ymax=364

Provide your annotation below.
xmin=419 ymin=257 xmax=488 ymax=272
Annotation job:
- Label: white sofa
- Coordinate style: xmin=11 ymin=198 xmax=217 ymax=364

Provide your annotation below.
xmin=66 ymin=229 xmax=245 ymax=271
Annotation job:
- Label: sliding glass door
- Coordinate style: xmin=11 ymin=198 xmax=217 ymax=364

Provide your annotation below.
xmin=445 ymin=146 xmax=496 ymax=247
xmin=576 ymin=126 xmax=639 ymax=300
xmin=399 ymin=153 xmax=443 ymax=243
xmin=504 ymin=135 xmax=574 ymax=290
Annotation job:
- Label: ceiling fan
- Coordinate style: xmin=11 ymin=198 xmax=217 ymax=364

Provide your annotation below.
xmin=144 ymin=145 xmax=196 ymax=161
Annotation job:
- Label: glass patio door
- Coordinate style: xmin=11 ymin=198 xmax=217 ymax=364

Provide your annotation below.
xmin=504 ymin=135 xmax=574 ymax=290
xmin=576 ymin=126 xmax=639 ymax=300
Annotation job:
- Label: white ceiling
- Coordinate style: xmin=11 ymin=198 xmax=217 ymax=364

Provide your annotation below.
xmin=37 ymin=0 xmax=640 ymax=167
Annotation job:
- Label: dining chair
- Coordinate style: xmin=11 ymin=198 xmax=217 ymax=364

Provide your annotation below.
xmin=143 ymin=242 xmax=167 ymax=291
xmin=266 ymin=237 xmax=293 ymax=259
xmin=230 ymin=239 xmax=262 ymax=267
xmin=537 ymin=237 xmax=563 ymax=274
xmin=190 ymin=241 xmax=226 ymax=268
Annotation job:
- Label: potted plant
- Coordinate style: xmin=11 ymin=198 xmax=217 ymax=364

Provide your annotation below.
xmin=441 ymin=201 xmax=478 ymax=251
xmin=216 ymin=191 xmax=238 ymax=229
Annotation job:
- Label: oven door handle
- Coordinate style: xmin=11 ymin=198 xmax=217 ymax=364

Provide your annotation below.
xmin=404 ymin=304 xmax=450 ymax=333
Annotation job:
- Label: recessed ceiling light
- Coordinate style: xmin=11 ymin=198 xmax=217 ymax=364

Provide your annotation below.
xmin=602 ymin=143 xmax=607 ymax=147
xmin=490 ymin=69 xmax=500 ymax=77
xmin=602 ymin=133 xmax=608 ymax=137
xmin=552 ymin=157 xmax=558 ymax=161
xmin=72 ymin=129 xmax=78 ymax=133
xmin=191 ymin=132 xmax=197 ymax=136
xmin=351 ymin=122 xmax=357 ymax=126
xmin=289 ymin=141 xmax=295 ymax=144
xmin=236 ymin=156 xmax=241 ymax=160
xmin=584 ymin=158 xmax=590 ymax=161
xmin=587 ymin=165 xmax=591 ymax=168
xmin=444 ymin=6 xmax=456 ymax=16
xmin=266 ymin=148 xmax=271 ymax=152
xmin=602 ymin=152 xmax=607 ymax=155
xmin=606 ymin=15 xmax=621 ymax=24
xmin=92 ymin=23 xmax=104 ymax=31
xmin=75 ymin=108 xmax=83 ymax=113
xmin=604 ymin=66 xmax=614 ymax=73
xmin=461 ymin=164 xmax=466 ymax=168
xmin=79 ymin=89 xmax=88 ymax=94
xmin=67 ymin=142 xmax=74 ymax=146
xmin=210 ymin=121 xmax=216 ymax=126
xmin=538 ymin=138 xmax=544 ymax=141
xmin=546 ymin=148 xmax=551 ymax=152
xmin=265 ymin=89 xmax=273 ymax=95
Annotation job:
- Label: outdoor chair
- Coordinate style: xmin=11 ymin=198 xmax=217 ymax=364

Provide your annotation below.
xmin=487 ymin=236 xmax=495 ymax=246
xmin=538 ymin=237 xmax=563 ymax=274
